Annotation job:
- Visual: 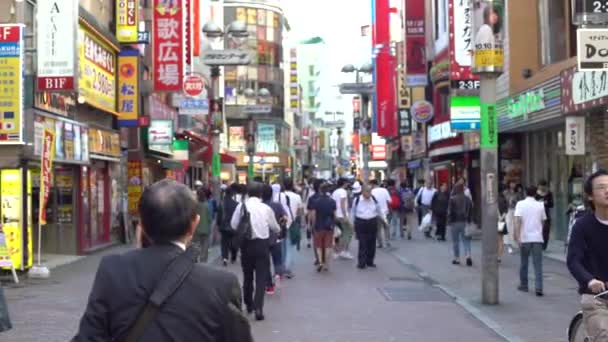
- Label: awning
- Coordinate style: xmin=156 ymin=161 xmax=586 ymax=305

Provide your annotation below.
xmin=174 ymin=130 xmax=236 ymax=164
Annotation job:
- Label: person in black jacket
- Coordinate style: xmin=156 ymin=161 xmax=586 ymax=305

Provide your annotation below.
xmin=73 ymin=179 xmax=248 ymax=341
xmin=535 ymin=180 xmax=554 ymax=250
xmin=431 ymin=183 xmax=450 ymax=241
xmin=219 ymin=184 xmax=241 ymax=266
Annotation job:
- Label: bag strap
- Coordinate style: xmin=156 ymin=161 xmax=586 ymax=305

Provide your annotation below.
xmin=283 ymin=192 xmax=294 ymax=220
xmin=123 ymin=246 xmax=198 ymax=342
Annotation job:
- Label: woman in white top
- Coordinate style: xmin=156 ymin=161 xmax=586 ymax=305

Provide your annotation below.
xmin=475 ymin=4 xmax=502 ymax=50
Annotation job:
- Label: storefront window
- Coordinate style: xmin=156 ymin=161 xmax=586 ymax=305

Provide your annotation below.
xmin=538 ymin=0 xmax=567 ymax=65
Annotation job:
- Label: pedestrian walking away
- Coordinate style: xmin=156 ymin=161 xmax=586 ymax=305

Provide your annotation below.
xmin=333 ymin=178 xmax=354 ymax=259
xmin=447 ymin=183 xmax=474 ymax=266
xmin=387 ymin=179 xmax=403 ymax=242
xmin=73 ymin=179 xmax=252 ymax=341
xmin=431 ymin=183 xmax=450 ymax=241
xmin=504 ymin=180 xmax=523 ymax=254
xmin=535 ymin=180 xmax=554 ymax=251
xmin=370 ymin=179 xmax=392 ymax=248
xmin=567 ymin=170 xmax=608 ymax=341
xmin=193 ymin=188 xmax=212 ymax=263
xmin=352 ymin=185 xmax=381 ymax=269
xmin=231 ymin=182 xmax=281 ymax=321
xmin=497 ymin=185 xmax=509 ymax=263
xmin=514 ymin=186 xmax=547 ymax=297
xmin=261 ymin=184 xmax=287 ymax=295
xmin=309 ymin=183 xmax=337 ymax=272
xmin=415 ymin=179 xmax=437 ymax=238
xmin=307 ymin=179 xmax=324 ymax=266
xmin=218 ymin=184 xmax=241 ymax=266
xmin=278 ymin=178 xmax=304 ymax=278
xmin=400 ymin=181 xmax=417 ymax=240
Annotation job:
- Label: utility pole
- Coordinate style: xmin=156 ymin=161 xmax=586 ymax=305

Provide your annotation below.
xmin=210 ymin=65 xmax=221 ymax=202
xmin=472 ymin=0 xmax=503 ymax=305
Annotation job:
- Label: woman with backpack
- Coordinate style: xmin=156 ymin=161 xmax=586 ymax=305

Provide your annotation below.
xmin=448 ymin=183 xmax=474 ymax=266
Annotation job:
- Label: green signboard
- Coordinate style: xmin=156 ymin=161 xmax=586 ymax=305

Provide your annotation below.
xmin=481 ymin=103 xmax=498 ymax=148
xmin=212 ymin=154 xmax=221 ymax=177
xmin=248 ymin=163 xmax=254 ymax=179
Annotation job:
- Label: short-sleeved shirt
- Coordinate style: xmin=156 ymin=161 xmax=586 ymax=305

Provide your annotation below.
xmin=310 ymin=194 xmax=336 ymax=231
xmin=332 ymin=188 xmax=349 ymax=218
xmin=371 ymin=187 xmax=391 ymax=216
xmin=514 ymin=197 xmax=546 ymax=243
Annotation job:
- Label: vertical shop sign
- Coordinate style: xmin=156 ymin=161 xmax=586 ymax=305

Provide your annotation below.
xmin=153 ymin=0 xmax=184 ymax=92
xmin=374 ymin=0 xmax=396 ymax=137
xmin=480 ymin=103 xmax=498 ymax=148
xmin=565 ymin=116 xmax=586 ymax=155
xmin=78 ymin=27 xmax=117 ymax=112
xmin=405 ymin=0 xmax=428 ymax=86
xmin=118 ymin=50 xmax=139 ymax=127
xmin=36 ymin=1 xmax=77 ymax=91
xmin=127 ymin=161 xmax=143 ymax=216
xmin=116 ymin=0 xmax=139 ymax=43
xmin=39 ymin=129 xmax=56 ymax=225
xmin=0 ymin=25 xmax=24 ymax=144
xmin=450 ymin=0 xmax=478 ymax=81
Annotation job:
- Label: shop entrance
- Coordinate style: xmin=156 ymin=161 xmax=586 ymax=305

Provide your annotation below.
xmin=80 ymin=162 xmax=110 ymax=251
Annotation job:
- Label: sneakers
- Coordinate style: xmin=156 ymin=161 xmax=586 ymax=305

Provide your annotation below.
xmin=265 ymin=285 xmax=275 ymax=295
xmin=223 ymin=258 xmax=228 ymax=267
xmin=341 ymin=251 xmax=354 ymax=260
xmin=466 ymin=258 xmax=473 ymax=267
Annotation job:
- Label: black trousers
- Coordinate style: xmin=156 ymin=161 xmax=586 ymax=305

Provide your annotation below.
xmin=220 ymin=230 xmax=238 ymax=262
xmin=355 ymin=218 xmax=378 ymax=266
xmin=435 ymin=213 xmax=447 ymax=239
xmin=542 ymin=220 xmax=551 ymax=251
xmin=241 ymin=238 xmax=270 ymax=311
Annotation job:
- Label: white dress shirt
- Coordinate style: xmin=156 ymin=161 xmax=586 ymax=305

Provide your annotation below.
xmin=352 ymin=196 xmax=380 ymax=220
xmin=279 ymin=191 xmax=303 ymax=227
xmin=230 ymin=197 xmax=280 ymax=239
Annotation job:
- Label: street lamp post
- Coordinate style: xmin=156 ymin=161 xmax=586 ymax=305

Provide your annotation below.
xmin=202 ymin=20 xmax=249 ymax=199
xmin=340 ymin=63 xmax=373 ymax=184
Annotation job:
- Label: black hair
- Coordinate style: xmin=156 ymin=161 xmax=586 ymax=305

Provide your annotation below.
xmin=387 ymin=179 xmax=396 ymax=187
xmin=369 ymin=179 xmax=378 ymax=186
xmin=283 ymin=177 xmax=294 ymax=191
xmin=139 ymin=179 xmax=198 ymax=245
xmin=261 ymin=184 xmax=273 ymax=202
xmin=483 ymin=4 xmax=502 ymax=35
xmin=313 ymin=179 xmax=323 ymax=193
xmin=525 ymin=186 xmax=537 ymax=197
xmin=538 ymin=179 xmax=548 ymax=187
xmin=248 ymin=182 xmax=263 ymax=198
xmin=197 ymin=188 xmax=208 ymax=202
xmin=337 ymin=178 xmax=348 ymax=188
xmin=417 ymin=179 xmax=425 ymax=185
xmin=400 ymin=181 xmax=408 ymax=188
xmin=584 ymin=170 xmax=608 ymax=197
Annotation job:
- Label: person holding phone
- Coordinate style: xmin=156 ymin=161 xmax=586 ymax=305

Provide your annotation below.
xmin=567 ymin=170 xmax=608 ymax=340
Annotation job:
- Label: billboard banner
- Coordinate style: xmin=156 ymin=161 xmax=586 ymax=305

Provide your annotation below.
xmin=39 ymin=128 xmax=56 ymax=225
xmin=0 ymin=24 xmax=24 ymax=144
xmin=116 ymin=0 xmax=139 ymax=43
xmin=450 ymin=0 xmax=478 ymax=83
xmin=405 ymin=0 xmax=428 ymax=86
xmin=374 ymin=0 xmax=397 ymax=137
xmin=118 ymin=50 xmax=139 ymax=126
xmin=472 ymin=0 xmax=504 ymax=74
xmin=78 ymin=26 xmax=117 ymax=112
xmin=153 ymin=0 xmax=184 ymax=92
xmin=36 ymin=0 xmax=77 ymax=91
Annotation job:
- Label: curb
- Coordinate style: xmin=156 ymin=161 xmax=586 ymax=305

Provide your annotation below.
xmin=388 ymin=251 xmax=525 ymax=342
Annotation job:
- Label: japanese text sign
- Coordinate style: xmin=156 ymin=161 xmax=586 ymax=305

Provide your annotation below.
xmin=153 ymin=0 xmax=184 ymax=92
xmin=116 ymin=0 xmax=139 ymax=43
xmin=577 ymin=28 xmax=608 ymax=71
xmin=39 ymin=128 xmax=56 ymax=225
xmin=565 ymin=116 xmax=585 ymax=156
xmin=481 ymin=103 xmax=498 ymax=148
xmin=127 ymin=160 xmax=143 ymax=216
xmin=36 ymin=0 xmax=77 ymax=91
xmin=0 ymin=24 xmax=24 ymax=144
xmin=78 ymin=26 xmax=117 ymax=112
xmin=450 ymin=0 xmax=478 ymax=82
xmin=118 ymin=50 xmax=139 ymax=126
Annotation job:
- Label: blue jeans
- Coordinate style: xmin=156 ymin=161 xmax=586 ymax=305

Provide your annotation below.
xmin=450 ymin=222 xmax=471 ymax=258
xmin=282 ymin=238 xmax=295 ymax=273
xmin=520 ymin=242 xmax=543 ymax=291
xmin=389 ymin=211 xmax=402 ymax=239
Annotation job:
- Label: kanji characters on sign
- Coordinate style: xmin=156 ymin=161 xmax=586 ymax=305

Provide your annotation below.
xmin=153 ymin=0 xmax=183 ymax=91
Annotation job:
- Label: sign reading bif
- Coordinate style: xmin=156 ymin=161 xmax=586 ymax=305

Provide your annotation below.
xmin=578 ymin=28 xmax=608 ymax=70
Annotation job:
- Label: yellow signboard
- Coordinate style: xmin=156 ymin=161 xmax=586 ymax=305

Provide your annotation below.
xmin=1 ymin=169 xmax=32 ymax=270
xmin=474 ymin=49 xmax=504 ymax=70
xmin=89 ymin=127 xmax=121 ymax=157
xmin=118 ymin=52 xmax=139 ymax=123
xmin=0 ymin=24 xmax=24 ymax=144
xmin=116 ymin=0 xmax=138 ymax=43
xmin=78 ymin=26 xmax=117 ymax=113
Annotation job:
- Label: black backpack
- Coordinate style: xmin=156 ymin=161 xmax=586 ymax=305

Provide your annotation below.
xmin=233 ymin=203 xmax=254 ymax=249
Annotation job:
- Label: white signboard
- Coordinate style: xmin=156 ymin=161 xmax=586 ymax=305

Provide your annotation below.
xmin=428 ymin=121 xmax=458 ymax=144
xmin=571 ymin=70 xmax=608 ymax=105
xmin=36 ymin=0 xmax=77 ymax=91
xmin=148 ymin=120 xmax=173 ymax=146
xmin=577 ymin=28 xmax=608 ymax=71
xmin=565 ymin=116 xmax=586 ymax=156
xmin=454 ymin=0 xmax=473 ymax=67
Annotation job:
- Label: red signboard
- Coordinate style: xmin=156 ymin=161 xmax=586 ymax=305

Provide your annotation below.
xmin=374 ymin=0 xmax=397 ymax=137
xmin=371 ymin=144 xmax=387 ymax=160
xmin=183 ymin=74 xmax=205 ymax=97
xmin=39 ymin=129 xmax=55 ymax=225
xmin=405 ymin=0 xmax=428 ymax=86
xmin=153 ymin=0 xmax=184 ymax=92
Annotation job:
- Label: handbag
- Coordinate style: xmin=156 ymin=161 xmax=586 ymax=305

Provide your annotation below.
xmin=464 ymin=222 xmax=481 ymax=238
xmin=498 ymin=221 xmax=506 ymax=232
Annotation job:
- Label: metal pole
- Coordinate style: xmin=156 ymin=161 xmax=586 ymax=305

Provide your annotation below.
xmin=211 ymin=66 xmax=221 ymax=202
xmin=480 ymin=73 xmax=499 ymax=305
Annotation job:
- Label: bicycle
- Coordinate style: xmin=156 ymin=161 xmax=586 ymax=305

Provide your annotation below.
xmin=568 ymin=311 xmax=589 ymax=342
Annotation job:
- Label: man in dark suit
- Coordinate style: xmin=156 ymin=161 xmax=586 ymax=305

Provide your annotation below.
xmin=73 ymin=179 xmax=249 ymax=341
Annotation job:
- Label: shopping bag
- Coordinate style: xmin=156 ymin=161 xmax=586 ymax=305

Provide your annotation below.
xmin=419 ymin=213 xmax=432 ymax=231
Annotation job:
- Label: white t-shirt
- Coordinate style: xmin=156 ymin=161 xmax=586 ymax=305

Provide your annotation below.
xmin=514 ymin=197 xmax=546 ymax=243
xmin=417 ymin=187 xmax=436 ymax=207
xmin=371 ymin=187 xmax=391 ymax=216
xmin=332 ymin=188 xmax=349 ymax=219
xmin=353 ymin=196 xmax=379 ymax=220
xmin=280 ymin=191 xmax=303 ymax=227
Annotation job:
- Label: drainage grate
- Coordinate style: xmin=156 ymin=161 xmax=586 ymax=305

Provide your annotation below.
xmin=378 ymin=286 xmax=453 ymax=302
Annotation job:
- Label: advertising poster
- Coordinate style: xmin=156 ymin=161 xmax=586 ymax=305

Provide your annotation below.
xmin=0 ymin=24 xmax=24 ymax=144
xmin=374 ymin=0 xmax=397 ymax=137
xmin=36 ymin=0 xmax=76 ymax=91
xmin=1 ymin=170 xmax=27 ymax=270
xmin=472 ymin=0 xmax=504 ymax=74
xmin=118 ymin=50 xmax=139 ymax=126
xmin=153 ymin=0 xmax=184 ymax=92
xmin=78 ymin=26 xmax=117 ymax=112
xmin=39 ymin=129 xmax=56 ymax=225
xmin=127 ymin=161 xmax=143 ymax=216
xmin=116 ymin=0 xmax=139 ymax=43
xmin=229 ymin=126 xmax=245 ymax=152
xmin=405 ymin=0 xmax=428 ymax=86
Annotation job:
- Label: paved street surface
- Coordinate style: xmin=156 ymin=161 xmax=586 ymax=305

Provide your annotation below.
xmin=0 ymin=241 xmax=507 ymax=342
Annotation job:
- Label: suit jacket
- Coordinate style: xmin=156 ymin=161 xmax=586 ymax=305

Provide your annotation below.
xmin=73 ymin=244 xmax=244 ymax=342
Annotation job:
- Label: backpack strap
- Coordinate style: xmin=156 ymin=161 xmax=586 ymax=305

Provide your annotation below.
xmin=123 ymin=246 xmax=198 ymax=342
